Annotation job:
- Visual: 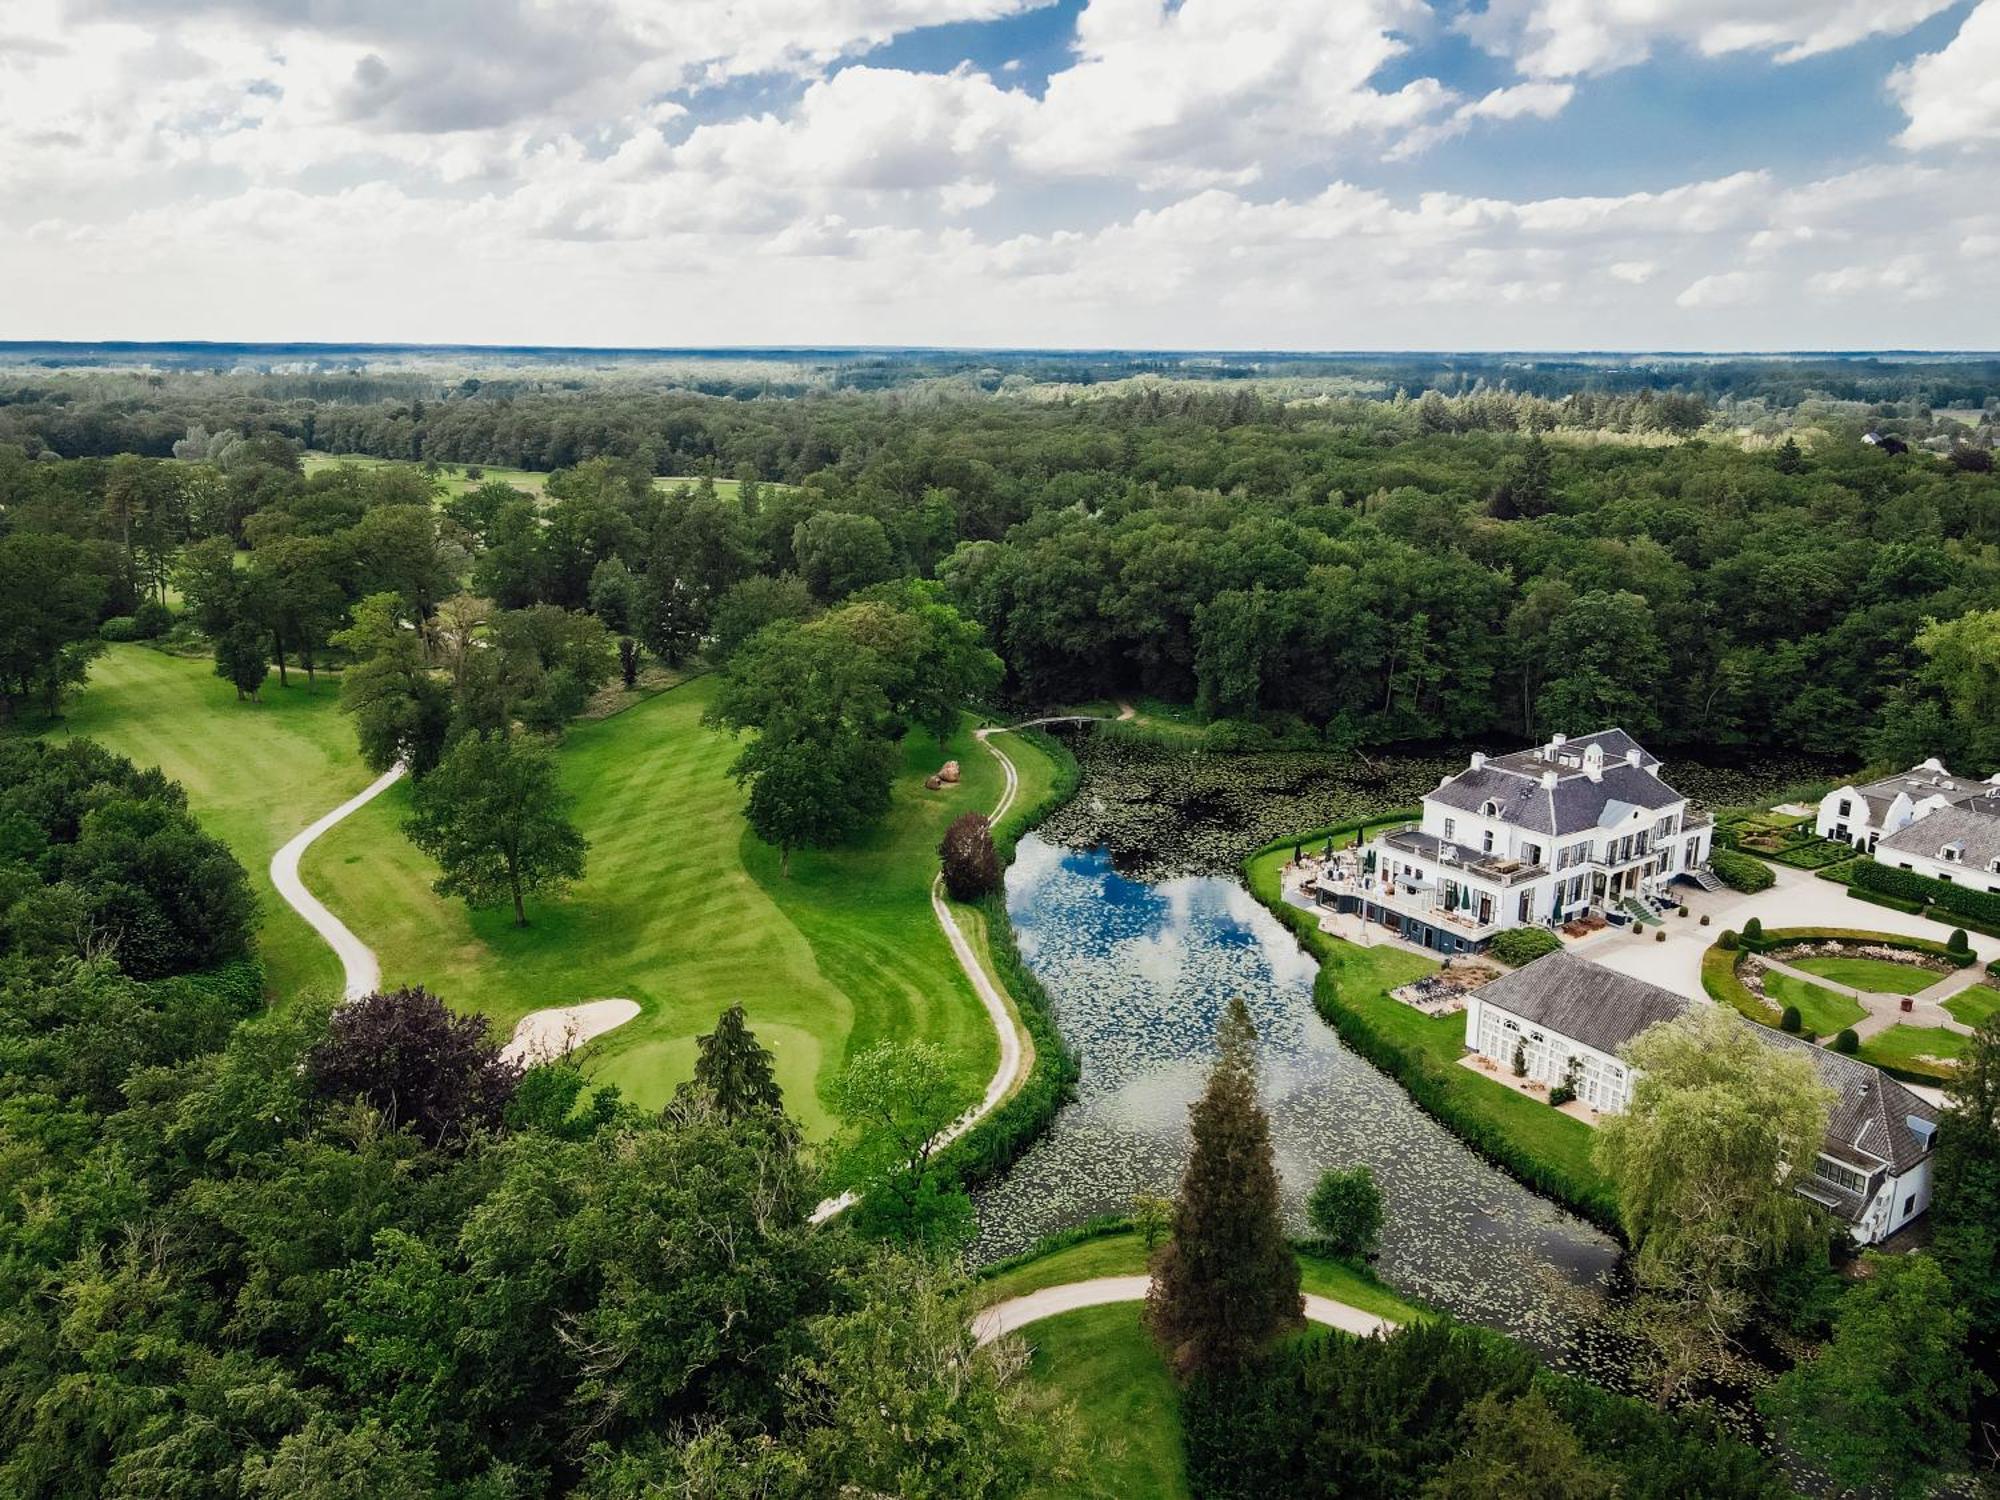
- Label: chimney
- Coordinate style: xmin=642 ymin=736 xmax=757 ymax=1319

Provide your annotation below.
xmin=1921 ymin=757 xmax=1945 ymax=772
xmin=1625 ymin=747 xmax=1642 ymax=768
xmin=1584 ymin=744 xmax=1603 ymax=783
xmin=1470 ymin=751 xmax=1487 ymax=771
xmin=1546 ymin=732 xmax=1568 ymax=757
xmin=1541 ymin=770 xmax=1558 ymax=790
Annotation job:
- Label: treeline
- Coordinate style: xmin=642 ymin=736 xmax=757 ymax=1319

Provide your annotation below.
xmin=8 ymin=390 xmax=2000 ymax=763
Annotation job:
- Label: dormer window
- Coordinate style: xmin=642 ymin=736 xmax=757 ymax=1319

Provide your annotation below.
xmin=1943 ymin=843 xmax=1964 ymax=864
xmin=1481 ymin=800 xmax=1500 ymax=817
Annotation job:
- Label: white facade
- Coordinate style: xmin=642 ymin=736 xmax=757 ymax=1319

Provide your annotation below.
xmin=1801 ymin=1150 xmax=1933 ymax=1246
xmin=1462 ymin=993 xmax=1638 ymax=1112
xmin=1815 ymin=759 xmax=2000 ymax=851
xmin=1319 ymin=730 xmax=1713 ymax=955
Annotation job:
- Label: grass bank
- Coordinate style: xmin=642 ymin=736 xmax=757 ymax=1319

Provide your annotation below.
xmin=1242 ymin=829 xmax=1619 ymax=1231
xmin=41 ymin=645 xmax=372 ymax=998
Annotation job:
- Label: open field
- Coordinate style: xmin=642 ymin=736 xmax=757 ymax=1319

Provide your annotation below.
xmin=1790 ymin=954 xmax=1940 ymax=995
xmin=302 ymin=451 xmax=751 ymax=501
xmin=303 ymin=675 xmax=1029 ymax=1130
xmin=41 ymin=645 xmax=372 ymax=997
xmin=1759 ymin=969 xmax=1866 ymax=1034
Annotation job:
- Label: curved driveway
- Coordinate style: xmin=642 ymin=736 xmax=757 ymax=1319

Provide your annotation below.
xmin=971 ymin=1274 xmax=1395 ymax=1346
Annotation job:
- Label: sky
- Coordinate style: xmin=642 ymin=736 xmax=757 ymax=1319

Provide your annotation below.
xmin=3 ymin=0 xmax=1999 ymax=350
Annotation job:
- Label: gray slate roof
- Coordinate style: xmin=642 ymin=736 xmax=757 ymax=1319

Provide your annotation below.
xmin=1429 ymin=728 xmax=1683 ymax=838
xmin=1877 ymin=798 xmax=2000 ymax=871
xmin=1852 ymin=762 xmax=1991 ymax=820
xmin=1470 ymin=951 xmax=1689 ymax=1055
xmin=1474 ymin=953 xmax=1940 ymax=1191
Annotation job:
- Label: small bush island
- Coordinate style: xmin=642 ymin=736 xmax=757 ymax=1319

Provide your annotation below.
xmin=1488 ymin=927 xmax=1561 ymax=967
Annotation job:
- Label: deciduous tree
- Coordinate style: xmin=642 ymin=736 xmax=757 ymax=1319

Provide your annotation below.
xmin=403 ymin=731 xmax=587 ymax=926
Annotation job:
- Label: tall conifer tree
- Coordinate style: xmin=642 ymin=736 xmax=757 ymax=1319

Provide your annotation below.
xmin=678 ymin=1003 xmax=789 ymax=1129
xmin=1147 ymin=997 xmax=1302 ymax=1377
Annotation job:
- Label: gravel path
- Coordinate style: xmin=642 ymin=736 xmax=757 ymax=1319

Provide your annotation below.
xmin=269 ymin=764 xmax=406 ymax=1000
xmin=970 ymin=1274 xmax=1395 ymax=1346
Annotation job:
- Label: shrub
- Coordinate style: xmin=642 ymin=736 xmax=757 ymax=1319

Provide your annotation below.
xmin=1511 ymin=1038 xmax=1527 ymax=1078
xmin=1710 ymin=848 xmax=1775 ymax=893
xmin=1948 ymin=928 xmax=1971 ymax=956
xmin=131 ymin=599 xmax=173 ymax=638
xmin=938 ymin=812 xmax=1003 ymax=902
xmin=1718 ymin=930 xmax=1739 ymax=950
xmin=1780 ymin=1005 xmax=1802 ymax=1033
xmin=1742 ymin=916 xmax=1762 ymax=941
xmin=97 ymin=615 xmax=139 ymax=642
xmin=1853 ymin=858 xmax=2000 ymax=928
xmin=1832 ymin=1029 xmax=1860 ymax=1055
xmin=1307 ymin=1165 xmax=1384 ymax=1259
xmin=1699 ymin=914 xmax=1711 ymax=926
xmin=1678 ymin=906 xmax=1690 ymax=917
xmin=1654 ymin=929 xmax=1666 ymax=943
xmin=1488 ymin=927 xmax=1561 ymax=967
xmin=1847 ymin=886 xmax=1924 ymax=915
xmin=303 ymin=985 xmax=523 ymax=1148
xmin=1934 ymin=908 xmax=2000 ymax=941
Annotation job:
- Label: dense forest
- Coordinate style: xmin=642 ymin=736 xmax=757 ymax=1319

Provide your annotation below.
xmin=4 ymin=365 xmax=1999 ymax=773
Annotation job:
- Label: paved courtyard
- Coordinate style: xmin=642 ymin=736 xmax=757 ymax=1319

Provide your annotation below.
xmin=1575 ymin=863 xmax=2000 ymax=1004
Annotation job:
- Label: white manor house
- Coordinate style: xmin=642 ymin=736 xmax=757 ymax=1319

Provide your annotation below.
xmin=1309 ymin=729 xmax=1714 ymax=956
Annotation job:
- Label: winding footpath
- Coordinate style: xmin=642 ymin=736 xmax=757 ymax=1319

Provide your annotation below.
xmin=267 ymin=761 xmax=639 ymax=1058
xmin=971 ymin=1275 xmax=1394 ymax=1347
xmin=269 ymin=764 xmax=406 ymax=1000
xmin=271 ymin=703 xmax=1132 ymax=1212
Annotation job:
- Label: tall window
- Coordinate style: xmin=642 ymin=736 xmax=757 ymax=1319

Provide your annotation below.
xmin=1812 ymin=1157 xmax=1868 ymax=1195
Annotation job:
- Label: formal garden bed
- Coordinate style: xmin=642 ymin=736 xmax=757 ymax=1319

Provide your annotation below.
xmin=1701 ymin=925 xmax=1973 ymax=1083
xmin=1714 ymin=807 xmax=1862 ymax=872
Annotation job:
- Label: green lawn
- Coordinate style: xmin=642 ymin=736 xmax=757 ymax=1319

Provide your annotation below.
xmin=303 ymin=675 xmax=1027 ymax=1131
xmin=1243 ymin=846 xmax=1614 ymax=1219
xmin=1861 ymin=1023 xmax=1967 ymax=1071
xmin=1789 ymin=955 xmax=1940 ymax=995
xmin=41 ymin=645 xmax=372 ymax=998
xmin=980 ymin=1229 xmax=1423 ymax=1325
xmin=1758 ymin=970 xmax=1866 ymax=1035
xmin=1022 ymin=1304 xmax=1190 ymax=1500
xmin=1945 ymin=986 xmax=2000 ymax=1029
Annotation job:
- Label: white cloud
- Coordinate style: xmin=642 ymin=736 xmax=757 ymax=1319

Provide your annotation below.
xmin=1387 ymin=79 xmax=1574 ymax=158
xmin=1893 ymin=0 xmax=2000 ymax=149
xmin=1463 ymin=0 xmax=1959 ymax=78
xmin=1608 ymin=260 xmax=1657 ymax=283
xmin=1675 ymin=271 xmax=1759 ymax=309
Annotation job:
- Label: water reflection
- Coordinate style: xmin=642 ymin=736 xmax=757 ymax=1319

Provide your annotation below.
xmin=973 ymin=835 xmax=1634 ymax=1377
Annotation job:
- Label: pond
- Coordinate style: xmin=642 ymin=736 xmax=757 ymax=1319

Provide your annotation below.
xmin=970 ymin=832 xmax=1637 ymax=1380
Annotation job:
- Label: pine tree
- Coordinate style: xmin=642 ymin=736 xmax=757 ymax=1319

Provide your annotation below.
xmin=678 ymin=1003 xmax=789 ymax=1128
xmin=1147 ymin=997 xmax=1302 ymax=1377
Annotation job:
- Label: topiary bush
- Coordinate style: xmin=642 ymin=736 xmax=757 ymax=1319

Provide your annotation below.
xmin=1718 ymin=930 xmax=1739 ymax=950
xmin=1488 ymin=927 xmax=1562 ymax=967
xmin=1832 ymin=1028 xmax=1860 ymax=1055
xmin=1742 ymin=916 xmax=1763 ymax=942
xmin=1699 ymin=913 xmax=1711 ymax=926
xmin=1779 ymin=1005 xmax=1802 ymax=1033
xmin=1948 ymin=928 xmax=1971 ymax=956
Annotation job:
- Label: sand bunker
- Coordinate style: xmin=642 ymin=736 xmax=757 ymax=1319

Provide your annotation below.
xmin=501 ymin=997 xmax=641 ymax=1064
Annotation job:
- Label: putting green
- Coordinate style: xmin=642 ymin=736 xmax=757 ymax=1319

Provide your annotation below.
xmin=43 ymin=645 xmax=372 ymax=998
xmin=302 ymin=674 xmax=1019 ymax=1133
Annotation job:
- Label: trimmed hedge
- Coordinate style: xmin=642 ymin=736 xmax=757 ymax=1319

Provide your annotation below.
xmin=1846 ymin=885 xmax=1924 ymax=915
xmin=1747 ymin=925 xmax=1967 ymax=962
xmin=1853 ymin=858 xmax=2000 ymax=928
xmin=1710 ymin=848 xmax=1774 ymax=892
xmin=1931 ymin=906 xmax=2000 ymax=940
xmin=1702 ymin=942 xmax=1779 ymax=1024
xmin=1488 ymin=927 xmax=1562 ymax=967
